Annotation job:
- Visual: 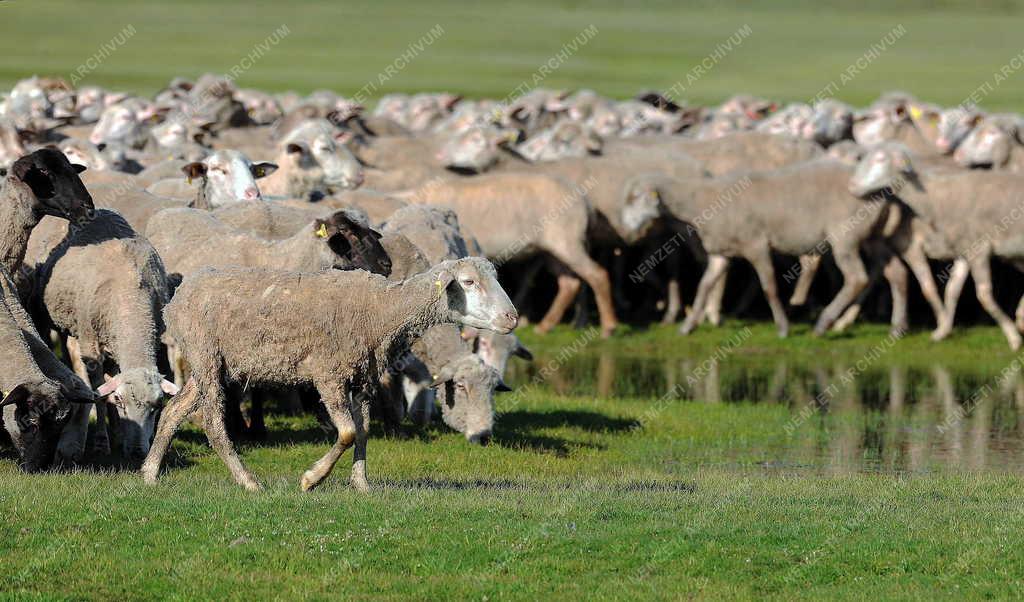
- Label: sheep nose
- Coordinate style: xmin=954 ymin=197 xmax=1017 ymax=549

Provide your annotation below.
xmin=89 ymin=132 xmax=103 ymax=145
xmin=243 ymin=187 xmax=260 ymax=200
xmin=468 ymin=431 xmax=491 ymax=446
xmin=504 ymin=311 xmax=519 ymax=329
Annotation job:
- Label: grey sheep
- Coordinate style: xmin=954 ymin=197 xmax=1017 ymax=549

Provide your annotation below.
xmin=34 ymin=209 xmax=178 ymax=462
xmin=141 ymin=257 xmax=518 ymax=491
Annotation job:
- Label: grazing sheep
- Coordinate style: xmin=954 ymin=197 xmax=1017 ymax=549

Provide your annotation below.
xmin=142 ymin=257 xmax=518 ymax=491
xmin=385 ymin=324 xmax=509 ymax=442
xmin=33 ymin=210 xmax=178 ymax=462
xmin=145 ymin=207 xmax=391 ymax=281
xmin=0 ymin=266 xmax=95 ymax=471
xmin=1 ymin=149 xmax=96 ymax=274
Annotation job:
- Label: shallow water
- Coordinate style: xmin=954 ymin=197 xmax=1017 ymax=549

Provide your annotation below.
xmin=507 ymin=348 xmax=1024 ymax=475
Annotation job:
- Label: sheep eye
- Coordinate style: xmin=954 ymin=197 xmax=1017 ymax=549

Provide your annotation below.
xmin=462 ymin=279 xmax=475 ymax=287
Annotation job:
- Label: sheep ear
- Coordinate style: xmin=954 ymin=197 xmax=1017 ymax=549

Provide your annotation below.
xmin=160 ymin=379 xmax=180 ymax=396
xmin=250 ymin=162 xmax=278 ymax=179
xmin=72 ymin=163 xmax=87 ymax=174
xmin=96 ymin=375 xmax=122 ymax=398
xmin=513 ymin=343 xmax=534 ymax=361
xmin=286 ymin=142 xmax=308 ymax=155
xmin=460 ymin=326 xmax=480 ymax=342
xmin=181 ymin=162 xmax=207 ymax=180
xmin=495 ymin=380 xmax=512 ymax=393
xmin=435 ymin=269 xmax=456 ymax=299
xmin=0 ymin=384 xmax=31 ymax=407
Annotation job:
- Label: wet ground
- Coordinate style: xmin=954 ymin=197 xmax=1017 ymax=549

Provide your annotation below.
xmin=508 ymin=341 xmax=1024 ymax=475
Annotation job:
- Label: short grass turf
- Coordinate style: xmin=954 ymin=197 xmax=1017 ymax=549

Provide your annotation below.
xmin=2 ymin=323 xmax=1024 ymax=600
xmin=1 ymin=1 xmax=1023 ymax=109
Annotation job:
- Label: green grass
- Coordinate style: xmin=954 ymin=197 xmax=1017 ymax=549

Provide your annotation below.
xmin=2 ymin=324 xmax=1024 ymax=600
xmin=1 ymin=1 xmax=1023 ymax=109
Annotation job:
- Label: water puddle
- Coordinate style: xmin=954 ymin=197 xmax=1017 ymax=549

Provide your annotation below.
xmin=507 ymin=349 xmax=1024 ymax=474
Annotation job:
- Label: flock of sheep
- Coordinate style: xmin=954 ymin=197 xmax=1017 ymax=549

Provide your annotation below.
xmin=0 ymin=73 xmax=1021 ymax=489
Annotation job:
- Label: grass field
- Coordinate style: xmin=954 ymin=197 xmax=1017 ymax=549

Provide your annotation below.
xmin=1 ymin=323 xmax=1024 ymax=599
xmin=1 ymin=1 xmax=1023 ymax=109
xmin=3 ymin=2 xmax=1024 ymax=599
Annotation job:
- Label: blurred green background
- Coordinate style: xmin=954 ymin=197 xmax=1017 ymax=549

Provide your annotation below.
xmin=1 ymin=0 xmax=1022 ymax=109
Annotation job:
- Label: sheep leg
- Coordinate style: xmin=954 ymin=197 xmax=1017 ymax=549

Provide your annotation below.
xmin=745 ymin=245 xmax=789 ymax=338
xmin=202 ymin=381 xmax=261 ymax=491
xmin=141 ymin=378 xmax=201 ymax=484
xmin=535 ymin=271 xmax=581 ymax=334
xmin=679 ymin=255 xmax=729 ymax=335
xmin=55 ymin=336 xmax=93 ymax=464
xmin=932 ymin=258 xmax=969 ymax=342
xmin=968 ymin=254 xmax=1022 ymax=350
xmin=813 ymin=246 xmax=869 ymax=335
xmin=548 ymin=247 xmax=619 ymax=337
xmin=301 ymin=385 xmax=357 ymax=492
xmin=349 ymin=389 xmax=371 ymax=492
xmin=901 ymin=241 xmax=946 ymax=328
xmin=1010 ymin=260 xmax=1024 ymax=332
xmin=789 ymin=255 xmax=821 ymax=306
xmin=660 ymin=277 xmax=682 ymax=325
xmin=883 ymin=255 xmax=909 ymax=335
xmin=704 ymin=268 xmax=727 ymax=326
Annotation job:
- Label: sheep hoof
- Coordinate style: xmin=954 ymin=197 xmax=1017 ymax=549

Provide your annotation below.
xmin=601 ymin=325 xmax=617 ymax=338
xmin=350 ymin=478 xmax=371 ymax=493
xmin=240 ymin=478 xmax=263 ymax=492
xmin=140 ymin=465 xmax=160 ymax=484
xmin=300 ymin=471 xmax=320 ymax=492
xmin=533 ymin=324 xmax=553 ymax=335
xmin=930 ymin=328 xmax=948 ymax=342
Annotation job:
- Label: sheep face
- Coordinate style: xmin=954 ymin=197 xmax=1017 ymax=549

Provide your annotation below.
xmin=438 ymin=127 xmax=514 ymax=172
xmin=313 ymin=212 xmax=392 ymax=275
xmin=619 ymin=178 xmax=663 ymax=244
xmin=935 ymin=110 xmax=981 ymax=154
xmin=10 ymin=148 xmax=95 ymax=225
xmin=435 ymin=356 xmax=508 ymax=445
xmin=808 ymin=100 xmax=853 ymax=145
xmin=848 ymin=144 xmax=916 ymax=198
xmin=97 ymin=368 xmax=178 ymax=462
xmin=439 ymin=258 xmax=518 ymax=334
xmin=181 ymin=150 xmax=277 ymax=207
xmin=1 ymin=380 xmax=85 ymax=472
xmin=90 ymin=104 xmax=142 ymax=147
xmin=954 ymin=123 xmax=1013 ymax=169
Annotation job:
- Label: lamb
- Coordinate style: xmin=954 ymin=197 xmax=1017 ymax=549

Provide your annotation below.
xmin=141 ymin=257 xmax=518 ymax=491
xmin=395 ymin=172 xmax=619 ymax=336
xmin=34 ymin=209 xmax=178 ymax=462
xmin=1 ymin=148 xmax=96 ymax=274
xmin=145 ymin=207 xmax=392 ymax=282
xmin=0 ymin=266 xmax=95 ymax=471
xmin=619 ymin=153 xmax=925 ymax=337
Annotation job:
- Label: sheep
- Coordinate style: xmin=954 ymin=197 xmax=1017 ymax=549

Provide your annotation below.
xmin=1 ymin=148 xmax=96 ymax=274
xmin=394 ymin=172 xmax=619 ymax=336
xmin=211 ymin=201 xmax=337 ymax=240
xmin=151 ymin=149 xmax=278 ymax=209
xmin=141 ymin=257 xmax=518 ymax=491
xmin=0 ymin=265 xmax=95 ymax=471
xmin=33 ymin=209 xmax=178 ymax=462
xmin=256 ymin=120 xmax=364 ymax=198
xmin=619 ymin=154 xmax=924 ymax=338
xmin=384 ymin=324 xmax=509 ymax=443
xmin=145 ymin=207 xmax=392 ymax=282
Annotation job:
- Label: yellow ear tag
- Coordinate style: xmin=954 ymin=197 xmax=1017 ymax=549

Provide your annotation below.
xmin=909 ymin=105 xmax=923 ymax=121
xmin=315 ymin=224 xmax=329 ymax=239
xmin=435 ymin=280 xmax=444 ymax=299
xmin=186 ymin=176 xmax=192 ymax=185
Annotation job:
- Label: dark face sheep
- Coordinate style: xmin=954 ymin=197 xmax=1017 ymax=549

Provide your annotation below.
xmin=313 ymin=211 xmax=392 ymax=275
xmin=10 ymin=148 xmax=95 ymax=225
xmin=1 ymin=380 xmax=92 ymax=472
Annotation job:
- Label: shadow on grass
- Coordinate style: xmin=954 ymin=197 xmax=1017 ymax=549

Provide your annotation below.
xmin=376 ymin=477 xmax=696 ymax=493
xmin=492 ymin=409 xmax=640 ymax=456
